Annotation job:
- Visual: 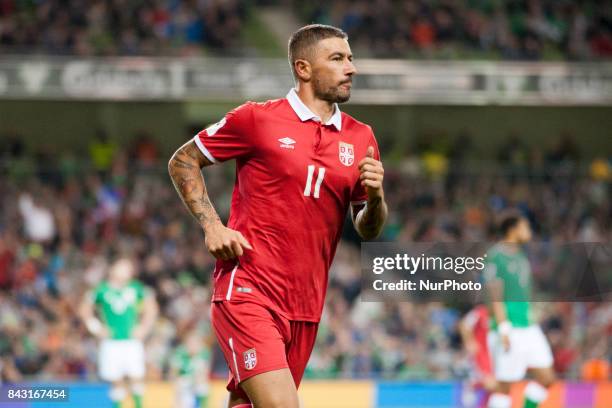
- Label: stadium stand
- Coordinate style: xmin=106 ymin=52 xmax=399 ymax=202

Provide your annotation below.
xmin=0 ymin=0 xmax=248 ymax=55
xmin=298 ymin=0 xmax=612 ymax=60
xmin=1 ymin=0 xmax=612 ymax=59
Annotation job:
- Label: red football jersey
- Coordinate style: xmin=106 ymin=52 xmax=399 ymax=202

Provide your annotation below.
xmin=193 ymin=89 xmax=380 ymax=321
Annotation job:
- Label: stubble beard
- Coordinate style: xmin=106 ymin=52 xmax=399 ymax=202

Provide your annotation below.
xmin=314 ymin=78 xmax=351 ymax=104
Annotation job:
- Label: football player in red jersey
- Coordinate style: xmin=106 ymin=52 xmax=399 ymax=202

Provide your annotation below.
xmin=168 ymin=24 xmax=387 ymax=408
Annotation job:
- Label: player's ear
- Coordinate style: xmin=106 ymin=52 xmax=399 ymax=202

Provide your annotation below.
xmin=294 ymin=59 xmax=312 ymax=82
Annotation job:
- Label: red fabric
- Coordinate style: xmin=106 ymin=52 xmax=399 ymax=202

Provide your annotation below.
xmin=465 ymin=305 xmax=493 ymax=378
xmin=211 ymin=300 xmax=318 ymax=400
xmin=196 ymin=98 xmax=379 ymax=321
xmin=553 ymin=346 xmax=576 ymax=375
xmin=411 ymin=20 xmax=435 ymax=48
xmin=0 ymin=249 xmax=14 ymax=289
xmin=14 ymin=259 xmax=37 ymax=288
xmin=591 ymin=34 xmax=612 ymax=56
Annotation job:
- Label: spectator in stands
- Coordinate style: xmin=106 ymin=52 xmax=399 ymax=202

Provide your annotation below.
xmin=18 ymin=193 xmax=56 ymax=244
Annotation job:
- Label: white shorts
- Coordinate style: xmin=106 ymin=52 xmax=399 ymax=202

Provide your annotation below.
xmin=98 ymin=339 xmax=145 ymax=382
xmin=488 ymin=325 xmax=553 ymax=382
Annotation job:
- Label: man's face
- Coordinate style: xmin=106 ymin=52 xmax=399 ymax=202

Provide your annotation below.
xmin=515 ymin=218 xmax=533 ymax=243
xmin=109 ymin=259 xmax=134 ymax=286
xmin=309 ymin=37 xmax=356 ymax=103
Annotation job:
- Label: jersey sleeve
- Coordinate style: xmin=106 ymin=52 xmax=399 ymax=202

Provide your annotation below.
xmin=91 ymin=285 xmax=103 ymax=306
xmin=193 ymin=102 xmax=255 ymax=163
xmin=350 ymin=128 xmax=381 ymax=205
xmin=483 ymin=251 xmax=500 ymax=283
xmin=133 ymin=281 xmax=149 ymax=303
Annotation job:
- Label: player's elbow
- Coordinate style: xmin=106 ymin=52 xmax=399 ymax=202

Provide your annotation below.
xmin=167 ymin=151 xmax=179 ymax=174
xmin=354 ymin=209 xmax=387 ymax=240
xmin=366 ymin=230 xmax=383 ymax=241
xmin=167 ymin=154 xmax=175 ymax=175
xmin=357 ymin=225 xmax=383 ymax=241
xmin=167 ymin=150 xmax=187 ymax=178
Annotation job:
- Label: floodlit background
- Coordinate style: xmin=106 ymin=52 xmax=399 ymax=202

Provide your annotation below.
xmin=0 ymin=1 xmax=610 ymax=407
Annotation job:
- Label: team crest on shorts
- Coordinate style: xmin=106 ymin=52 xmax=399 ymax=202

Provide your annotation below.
xmin=339 ymin=142 xmax=354 ymax=166
xmin=243 ymin=348 xmax=257 ymax=370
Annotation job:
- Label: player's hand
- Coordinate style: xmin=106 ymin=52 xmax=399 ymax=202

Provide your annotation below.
xmin=85 ymin=317 xmax=109 ymax=339
xmin=465 ymin=339 xmax=478 ymax=356
xmin=204 ymin=222 xmax=253 ymax=260
xmin=482 ymin=375 xmax=497 ymax=392
xmin=501 ymin=334 xmax=511 ymax=352
xmin=358 ymin=146 xmax=384 ymax=200
xmin=132 ymin=325 xmax=147 ymax=341
xmin=96 ymin=327 xmax=110 ymax=340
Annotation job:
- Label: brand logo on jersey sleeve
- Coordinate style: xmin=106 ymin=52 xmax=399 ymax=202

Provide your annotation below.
xmin=278 ymin=137 xmax=296 ymax=149
xmin=243 ymin=348 xmax=257 ymax=370
xmin=339 ymin=142 xmax=354 ymax=166
xmin=206 ymin=117 xmax=227 ymax=136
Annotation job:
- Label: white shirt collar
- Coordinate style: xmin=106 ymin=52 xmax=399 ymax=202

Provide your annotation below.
xmin=286 ymin=88 xmax=342 ymax=131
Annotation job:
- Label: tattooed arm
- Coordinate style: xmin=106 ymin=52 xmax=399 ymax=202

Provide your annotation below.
xmin=168 ymin=140 xmax=252 ymax=260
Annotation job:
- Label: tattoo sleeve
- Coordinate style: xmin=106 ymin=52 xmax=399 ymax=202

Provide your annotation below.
xmin=168 ymin=141 xmax=221 ymax=230
xmin=353 ymin=196 xmax=388 ymax=240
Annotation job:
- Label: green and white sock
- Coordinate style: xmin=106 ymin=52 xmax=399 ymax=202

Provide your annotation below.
xmin=132 ymin=394 xmax=142 ymax=408
xmin=488 ymin=392 xmax=512 ymax=408
xmin=523 ymin=381 xmax=548 ymax=408
xmin=109 ymin=386 xmax=126 ymax=408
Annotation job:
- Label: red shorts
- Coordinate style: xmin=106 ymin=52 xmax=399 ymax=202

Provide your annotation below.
xmin=211 ymin=300 xmax=319 ymax=400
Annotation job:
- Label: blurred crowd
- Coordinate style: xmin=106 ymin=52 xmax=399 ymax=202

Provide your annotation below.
xmin=302 ymin=0 xmax=612 ymax=59
xmin=0 ymin=0 xmax=247 ymax=56
xmin=2 ymin=0 xmax=612 ymax=60
xmin=0 ymin=129 xmax=610 ymax=383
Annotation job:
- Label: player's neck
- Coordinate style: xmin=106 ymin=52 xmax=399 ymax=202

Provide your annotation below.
xmin=499 ymin=239 xmax=520 ymax=251
xmin=109 ymin=280 xmax=128 ymax=289
xmin=294 ymin=86 xmax=335 ymax=124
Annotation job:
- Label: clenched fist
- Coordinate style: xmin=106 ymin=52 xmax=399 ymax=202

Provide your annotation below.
xmin=358 ymin=146 xmax=384 ymax=200
xmin=204 ymin=223 xmax=253 ymax=260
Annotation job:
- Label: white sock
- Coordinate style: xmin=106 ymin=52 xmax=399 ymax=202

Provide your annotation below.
xmin=130 ymin=381 xmax=145 ymax=396
xmin=109 ymin=386 xmax=127 ymax=402
xmin=524 ymin=381 xmax=548 ymax=403
xmin=488 ymin=392 xmax=512 ymax=408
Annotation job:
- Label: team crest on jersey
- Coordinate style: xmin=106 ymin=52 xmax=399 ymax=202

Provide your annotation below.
xmin=243 ymin=348 xmax=257 ymax=370
xmin=339 ymin=142 xmax=354 ymax=166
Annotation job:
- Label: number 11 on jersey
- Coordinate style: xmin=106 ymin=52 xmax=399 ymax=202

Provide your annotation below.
xmin=304 ymin=165 xmax=325 ymax=198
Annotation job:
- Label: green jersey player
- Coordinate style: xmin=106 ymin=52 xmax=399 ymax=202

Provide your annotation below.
xmin=170 ymin=330 xmax=212 ymax=408
xmin=79 ymin=258 xmax=158 ymax=408
xmin=484 ymin=210 xmax=555 ymax=408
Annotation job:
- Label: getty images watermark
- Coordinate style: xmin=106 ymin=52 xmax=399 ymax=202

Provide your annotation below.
xmin=361 ymin=242 xmax=612 ymax=303
xmin=372 ymin=252 xmax=486 ymax=292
